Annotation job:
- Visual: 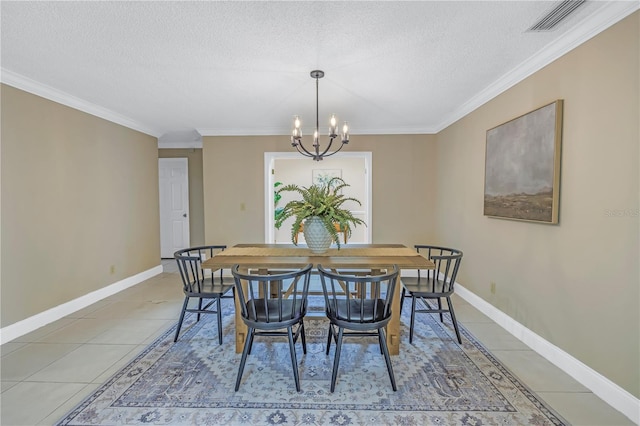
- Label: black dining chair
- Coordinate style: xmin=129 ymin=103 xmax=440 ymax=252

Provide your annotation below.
xmin=317 ymin=265 xmax=399 ymax=392
xmin=400 ymin=245 xmax=463 ymax=344
xmin=232 ymin=263 xmax=313 ymax=392
xmin=173 ymin=245 xmax=235 ymax=344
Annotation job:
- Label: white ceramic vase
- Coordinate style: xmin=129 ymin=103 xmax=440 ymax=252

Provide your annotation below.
xmin=303 ymin=216 xmax=332 ymax=254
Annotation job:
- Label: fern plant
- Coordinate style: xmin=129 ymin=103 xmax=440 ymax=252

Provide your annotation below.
xmin=274 ymin=177 xmax=365 ymax=248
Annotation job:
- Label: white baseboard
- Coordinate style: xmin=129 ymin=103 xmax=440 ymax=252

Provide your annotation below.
xmin=0 ymin=264 xmax=163 ymax=345
xmin=454 ymin=283 xmax=640 ymax=425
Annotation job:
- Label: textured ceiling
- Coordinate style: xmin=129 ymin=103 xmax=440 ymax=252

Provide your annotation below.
xmin=1 ymin=1 xmax=637 ymax=140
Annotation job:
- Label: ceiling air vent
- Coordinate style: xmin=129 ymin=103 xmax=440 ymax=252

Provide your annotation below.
xmin=528 ymin=0 xmax=586 ymax=32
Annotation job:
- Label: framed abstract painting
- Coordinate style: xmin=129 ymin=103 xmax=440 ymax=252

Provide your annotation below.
xmin=484 ymin=100 xmax=563 ymax=224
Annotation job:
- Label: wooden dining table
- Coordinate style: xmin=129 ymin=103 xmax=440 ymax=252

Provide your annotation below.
xmin=201 ymin=243 xmax=434 ymax=355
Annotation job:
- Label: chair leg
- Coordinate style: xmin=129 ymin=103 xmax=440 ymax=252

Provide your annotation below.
xmin=173 ymin=297 xmax=189 ymax=342
xmin=247 ymin=327 xmax=255 ymax=355
xmin=438 ymin=297 xmax=444 ymax=322
xmin=447 ymin=297 xmax=462 ymax=344
xmin=330 ymin=327 xmax=344 ymax=393
xmin=400 ymin=287 xmax=405 ymax=315
xmin=378 ymin=328 xmax=397 ymax=391
xmin=235 ymin=327 xmax=253 ymax=391
xmin=216 ymin=297 xmax=223 ymax=345
xmin=287 ymin=326 xmax=301 ymax=392
xmin=300 ymin=320 xmax=307 ymax=354
xmin=409 ymin=297 xmax=417 ymax=344
xmin=326 ymin=324 xmax=334 ymax=355
xmin=197 ymin=298 xmax=203 ymax=322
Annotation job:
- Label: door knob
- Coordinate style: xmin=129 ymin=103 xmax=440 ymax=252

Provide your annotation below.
xmin=183 ymin=213 xmax=187 ymax=218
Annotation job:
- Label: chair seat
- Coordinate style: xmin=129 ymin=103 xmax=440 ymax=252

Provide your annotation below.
xmin=328 ymin=299 xmax=387 ymax=323
xmin=185 ymin=279 xmax=234 ymax=297
xmin=244 ymin=299 xmax=306 ymax=323
xmin=401 ymin=276 xmax=452 ymax=297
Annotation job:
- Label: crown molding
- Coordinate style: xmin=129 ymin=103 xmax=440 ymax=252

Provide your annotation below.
xmin=1 ymin=68 xmax=160 ymax=137
xmin=158 ymin=140 xmax=203 ymax=149
xmin=197 ymin=125 xmax=438 ymax=137
xmin=435 ymin=1 xmax=640 ymax=132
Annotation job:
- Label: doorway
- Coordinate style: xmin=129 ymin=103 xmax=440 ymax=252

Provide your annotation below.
xmin=159 ymin=158 xmax=191 ymax=258
xmin=264 ymin=152 xmax=372 ymax=244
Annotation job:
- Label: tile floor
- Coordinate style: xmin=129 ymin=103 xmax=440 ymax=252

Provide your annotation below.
xmin=0 ymin=260 xmax=634 ymax=425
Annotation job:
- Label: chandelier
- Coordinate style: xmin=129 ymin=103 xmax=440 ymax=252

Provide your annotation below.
xmin=290 ymin=70 xmax=349 ymax=161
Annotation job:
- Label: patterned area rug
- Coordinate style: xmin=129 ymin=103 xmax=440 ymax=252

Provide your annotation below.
xmin=56 ymin=298 xmax=566 ymax=425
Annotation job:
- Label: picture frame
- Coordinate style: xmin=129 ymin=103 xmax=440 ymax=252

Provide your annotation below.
xmin=312 ymin=169 xmax=342 ymax=187
xmin=484 ymin=100 xmax=563 ymax=224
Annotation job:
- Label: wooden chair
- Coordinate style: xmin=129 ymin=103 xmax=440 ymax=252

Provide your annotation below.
xmin=173 ymin=245 xmax=235 ymax=344
xmin=400 ymin=245 xmax=463 ymax=344
xmin=232 ymin=263 xmax=313 ymax=392
xmin=317 ymin=265 xmax=399 ymax=392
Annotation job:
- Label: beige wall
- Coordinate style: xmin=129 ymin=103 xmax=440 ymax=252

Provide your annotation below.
xmin=202 ymin=134 xmax=437 ymax=248
xmin=435 ymin=13 xmax=639 ymax=397
xmin=1 ymin=84 xmax=160 ymax=327
xmin=158 ymin=149 xmax=205 ymax=247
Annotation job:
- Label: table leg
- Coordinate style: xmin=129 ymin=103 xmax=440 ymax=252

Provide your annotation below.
xmin=235 ymin=266 xmax=249 ymax=353
xmin=386 ymin=273 xmax=401 ymax=355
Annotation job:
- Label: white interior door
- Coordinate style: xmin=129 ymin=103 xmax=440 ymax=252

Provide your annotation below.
xmin=159 ymin=158 xmax=190 ymax=258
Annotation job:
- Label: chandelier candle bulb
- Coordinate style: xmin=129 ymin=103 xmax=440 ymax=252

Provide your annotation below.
xmin=291 ymin=116 xmax=302 ymax=146
xmin=329 ymin=114 xmax=337 ymax=136
xmin=342 ymin=122 xmax=349 ymax=143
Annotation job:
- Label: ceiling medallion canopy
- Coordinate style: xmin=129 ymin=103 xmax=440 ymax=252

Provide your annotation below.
xmin=290 ymin=70 xmax=349 ymax=161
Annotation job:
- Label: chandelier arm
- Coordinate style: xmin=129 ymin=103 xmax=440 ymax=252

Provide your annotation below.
xmin=295 ymin=143 xmax=314 ymax=157
xmin=318 ymin=135 xmax=336 ymax=158
xmin=320 ymin=140 xmax=346 ymax=158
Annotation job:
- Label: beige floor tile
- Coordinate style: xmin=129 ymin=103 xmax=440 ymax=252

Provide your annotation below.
xmin=12 ymin=318 xmax=77 ymax=343
xmin=453 ymin=303 xmax=494 ymax=323
xmin=109 ymin=285 xmax=179 ymax=302
xmin=83 ymin=300 xmax=148 ymax=319
xmin=38 ymin=318 xmax=120 ymax=344
xmin=87 ymin=299 xmax=183 ymax=321
xmin=1 ymin=343 xmax=81 ymax=381
xmin=91 ymin=344 xmax=147 ymax=383
xmin=37 ymin=382 xmax=102 ymax=425
xmin=0 ymin=381 xmax=87 ymax=426
xmin=87 ymin=319 xmax=173 ymax=344
xmin=1 ymin=381 xmax=18 ymax=392
xmin=491 ymin=349 xmax=589 ymax=392
xmin=448 ymin=293 xmax=469 ymax=305
xmin=538 ymin=391 xmax=635 ymax=425
xmin=26 ymin=344 xmax=137 ymax=383
xmin=65 ymin=299 xmax=112 ymax=319
xmin=460 ymin=322 xmax=530 ymax=350
xmin=141 ymin=320 xmax=175 ymax=344
xmin=0 ymin=341 xmax=27 ymax=357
